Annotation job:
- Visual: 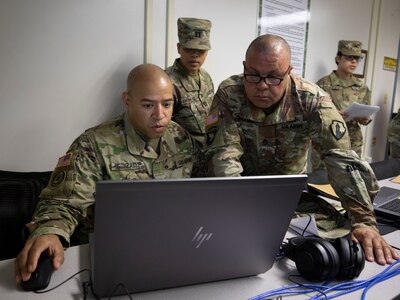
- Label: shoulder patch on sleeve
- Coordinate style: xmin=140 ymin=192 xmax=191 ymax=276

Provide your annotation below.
xmin=206 ymin=110 xmax=219 ymax=127
xmin=330 ymin=120 xmax=347 ymax=140
xmin=56 ymin=152 xmax=73 ymax=168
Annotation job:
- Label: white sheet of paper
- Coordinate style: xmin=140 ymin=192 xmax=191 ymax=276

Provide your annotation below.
xmin=343 ymin=102 xmax=380 ymax=121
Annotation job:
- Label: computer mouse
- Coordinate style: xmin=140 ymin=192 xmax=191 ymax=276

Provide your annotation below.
xmin=20 ymin=253 xmax=53 ymax=291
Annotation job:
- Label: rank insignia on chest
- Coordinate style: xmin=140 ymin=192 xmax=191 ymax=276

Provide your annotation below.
xmin=330 ymin=120 xmax=347 ymax=140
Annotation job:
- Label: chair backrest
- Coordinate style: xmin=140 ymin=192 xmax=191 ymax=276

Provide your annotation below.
xmin=0 ymin=171 xmax=52 ymax=260
xmin=370 ymin=159 xmax=400 ymax=180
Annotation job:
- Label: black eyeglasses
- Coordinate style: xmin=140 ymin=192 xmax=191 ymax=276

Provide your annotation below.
xmin=342 ymin=55 xmax=363 ymax=62
xmin=243 ymin=65 xmax=291 ymax=86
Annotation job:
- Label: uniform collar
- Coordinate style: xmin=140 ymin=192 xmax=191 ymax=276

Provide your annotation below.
xmin=123 ymin=112 xmax=179 ymax=159
xmin=174 ymin=59 xmax=203 ymax=92
xmin=330 ymin=71 xmax=360 ymax=87
xmin=240 ymin=75 xmax=296 ymax=125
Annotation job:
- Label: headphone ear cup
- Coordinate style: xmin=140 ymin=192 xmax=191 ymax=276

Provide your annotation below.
xmin=332 ymin=238 xmax=352 ymax=280
xmin=349 ymin=239 xmax=365 ymax=278
xmin=293 ymin=239 xmax=340 ymax=281
xmin=331 ymin=238 xmax=365 ymax=280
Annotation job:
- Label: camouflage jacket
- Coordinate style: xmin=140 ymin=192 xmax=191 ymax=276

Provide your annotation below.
xmin=388 ymin=108 xmax=400 ymax=158
xmin=317 ymin=71 xmax=371 ymax=154
xmin=205 ymin=74 xmax=379 ymax=230
xmin=26 ymin=113 xmax=197 ymax=246
xmin=165 ymin=59 xmax=214 ymax=147
xmin=388 ymin=108 xmax=400 ymax=144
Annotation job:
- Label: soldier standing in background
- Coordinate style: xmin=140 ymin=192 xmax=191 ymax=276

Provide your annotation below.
xmin=15 ymin=64 xmax=199 ymax=284
xmin=166 ymin=17 xmax=214 ymax=176
xmin=388 ymin=108 xmax=400 ymax=158
xmin=311 ymin=40 xmax=372 ymax=170
xmin=205 ymin=34 xmax=399 ymax=265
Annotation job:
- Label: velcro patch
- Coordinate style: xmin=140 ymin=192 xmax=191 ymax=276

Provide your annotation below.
xmin=50 ymin=169 xmax=66 ymax=187
xmin=110 ymin=161 xmax=146 ymax=172
xmin=206 ymin=111 xmax=219 ymax=127
xmin=206 ymin=126 xmax=217 ymax=145
xmin=56 ymin=152 xmax=73 ymax=168
xmin=330 ymin=120 xmax=346 ymax=140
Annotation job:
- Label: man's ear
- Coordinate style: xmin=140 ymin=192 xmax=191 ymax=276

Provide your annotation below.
xmin=122 ymin=91 xmax=130 ymax=109
xmin=177 ymin=43 xmax=181 ymax=55
xmin=288 ymin=65 xmax=293 ymax=75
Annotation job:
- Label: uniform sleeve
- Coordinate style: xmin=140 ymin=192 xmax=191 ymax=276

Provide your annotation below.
xmin=204 ymin=87 xmax=243 ymax=177
xmin=323 ymin=149 xmax=380 ymax=229
xmin=360 ymin=85 xmax=371 ymax=106
xmin=309 ymin=92 xmax=379 ymax=229
xmin=26 ymin=133 xmax=103 ymax=246
xmin=309 ymin=92 xmax=351 ymax=158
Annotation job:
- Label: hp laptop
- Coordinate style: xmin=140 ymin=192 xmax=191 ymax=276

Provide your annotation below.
xmin=373 ymin=186 xmax=400 ymax=219
xmin=90 ymin=175 xmax=307 ymax=297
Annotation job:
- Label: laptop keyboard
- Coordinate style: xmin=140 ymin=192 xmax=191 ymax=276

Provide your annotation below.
xmin=381 ymin=199 xmax=400 ymax=213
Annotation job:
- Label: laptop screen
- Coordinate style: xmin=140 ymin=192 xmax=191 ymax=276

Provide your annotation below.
xmin=374 ymin=186 xmax=400 ymax=219
xmin=91 ymin=175 xmax=307 ymax=297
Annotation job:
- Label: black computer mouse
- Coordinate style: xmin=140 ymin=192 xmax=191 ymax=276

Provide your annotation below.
xmin=20 ymin=253 xmax=53 ymax=291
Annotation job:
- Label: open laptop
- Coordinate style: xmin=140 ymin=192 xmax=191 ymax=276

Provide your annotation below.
xmin=373 ymin=186 xmax=400 ymax=219
xmin=90 ymin=175 xmax=307 ymax=297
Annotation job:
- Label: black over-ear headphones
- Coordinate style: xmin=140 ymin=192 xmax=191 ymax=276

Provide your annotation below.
xmin=281 ymin=237 xmax=365 ymax=281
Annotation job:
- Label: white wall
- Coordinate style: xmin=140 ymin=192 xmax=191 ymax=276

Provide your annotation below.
xmin=0 ymin=0 xmax=399 ymax=172
xmin=366 ymin=0 xmax=400 ymax=161
xmin=0 ymin=0 xmax=145 ymax=171
xmin=304 ymin=0 xmax=373 ymax=83
xmin=305 ymin=0 xmax=400 ymax=162
xmin=168 ymin=0 xmax=258 ymax=88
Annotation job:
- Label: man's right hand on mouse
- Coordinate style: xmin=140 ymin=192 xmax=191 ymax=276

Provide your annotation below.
xmin=15 ymin=234 xmax=65 ymax=284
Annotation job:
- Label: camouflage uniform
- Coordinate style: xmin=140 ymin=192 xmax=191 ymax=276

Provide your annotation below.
xmin=26 ymin=113 xmax=197 ymax=246
xmin=166 ymin=17 xmax=214 ymax=176
xmin=166 ymin=59 xmax=214 ymax=146
xmin=388 ymin=108 xmax=400 ymax=158
xmin=205 ymin=73 xmax=380 ymax=231
xmin=311 ymin=40 xmax=371 ymax=170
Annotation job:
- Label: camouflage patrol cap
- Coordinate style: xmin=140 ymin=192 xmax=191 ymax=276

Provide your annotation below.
xmin=178 ymin=17 xmax=212 ymax=50
xmin=338 ymin=40 xmax=363 ymax=56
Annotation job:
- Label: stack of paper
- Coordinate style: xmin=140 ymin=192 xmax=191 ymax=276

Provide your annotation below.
xmin=343 ymin=102 xmax=380 ymax=122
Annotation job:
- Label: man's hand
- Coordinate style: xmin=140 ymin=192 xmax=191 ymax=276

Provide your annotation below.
xmin=353 ymin=116 xmax=371 ymax=125
xmin=351 ymin=227 xmax=399 ymax=265
xmin=15 ymin=234 xmax=64 ymax=284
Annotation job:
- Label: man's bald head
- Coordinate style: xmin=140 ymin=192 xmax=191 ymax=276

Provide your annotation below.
xmin=245 ymin=34 xmax=291 ymax=63
xmin=122 ymin=64 xmax=174 ymax=140
xmin=243 ymin=34 xmax=293 ymax=109
xmin=127 ymin=63 xmax=172 ymax=94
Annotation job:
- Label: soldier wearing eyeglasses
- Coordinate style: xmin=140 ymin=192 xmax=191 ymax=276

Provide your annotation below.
xmin=311 ymin=40 xmax=372 ymax=171
xmin=204 ymin=34 xmax=399 ymax=266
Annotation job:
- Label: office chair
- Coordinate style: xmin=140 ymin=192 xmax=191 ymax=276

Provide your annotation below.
xmin=0 ymin=170 xmax=52 ymax=260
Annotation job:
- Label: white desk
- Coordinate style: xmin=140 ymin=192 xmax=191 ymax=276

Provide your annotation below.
xmin=1 ymin=231 xmax=399 ymax=300
xmin=1 ymin=178 xmax=400 ymax=299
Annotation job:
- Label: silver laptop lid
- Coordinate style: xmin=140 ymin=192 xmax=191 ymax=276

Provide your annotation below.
xmin=91 ymin=175 xmax=307 ymax=297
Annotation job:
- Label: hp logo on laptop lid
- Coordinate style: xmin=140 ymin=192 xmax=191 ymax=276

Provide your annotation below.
xmin=192 ymin=226 xmax=213 ymax=248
